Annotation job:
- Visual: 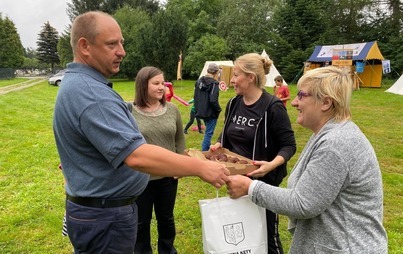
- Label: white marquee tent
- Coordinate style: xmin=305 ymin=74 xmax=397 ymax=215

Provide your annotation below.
xmin=199 ymin=60 xmax=234 ymax=87
xmin=386 ymin=75 xmax=403 ymax=95
xmin=261 ymin=50 xmax=287 ymax=87
xmin=199 ymin=54 xmax=286 ymax=88
xmin=198 ymin=61 xmax=234 ymax=78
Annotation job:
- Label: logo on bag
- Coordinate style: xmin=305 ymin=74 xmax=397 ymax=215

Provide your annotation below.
xmin=223 ymin=222 xmax=245 ymax=246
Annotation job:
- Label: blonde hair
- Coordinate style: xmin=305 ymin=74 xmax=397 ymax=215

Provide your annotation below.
xmin=234 ymin=53 xmax=272 ymax=89
xmin=70 ymin=11 xmax=112 ymax=53
xmin=297 ymin=66 xmax=352 ymax=122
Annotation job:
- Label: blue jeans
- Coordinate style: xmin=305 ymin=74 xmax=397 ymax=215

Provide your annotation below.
xmin=201 ymin=118 xmax=218 ymax=151
xmin=66 ymin=200 xmax=138 ymax=254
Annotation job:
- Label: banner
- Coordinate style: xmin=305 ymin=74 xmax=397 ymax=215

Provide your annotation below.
xmin=177 ymin=51 xmax=183 ymax=80
xmin=382 ymin=60 xmax=391 ymax=74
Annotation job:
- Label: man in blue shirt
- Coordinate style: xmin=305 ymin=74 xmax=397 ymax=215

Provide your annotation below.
xmin=53 ymin=11 xmax=229 ymax=253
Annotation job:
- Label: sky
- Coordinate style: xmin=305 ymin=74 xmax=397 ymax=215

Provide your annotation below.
xmin=0 ymin=0 xmax=72 ymax=49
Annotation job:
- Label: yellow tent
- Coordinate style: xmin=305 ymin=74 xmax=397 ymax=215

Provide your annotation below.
xmin=305 ymin=41 xmax=384 ymax=88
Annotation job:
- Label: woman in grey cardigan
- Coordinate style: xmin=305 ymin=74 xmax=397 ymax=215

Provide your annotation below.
xmin=226 ymin=66 xmax=387 ymax=253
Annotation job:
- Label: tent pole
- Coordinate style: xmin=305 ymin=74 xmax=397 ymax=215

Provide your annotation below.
xmin=291 ymin=65 xmax=305 ymax=84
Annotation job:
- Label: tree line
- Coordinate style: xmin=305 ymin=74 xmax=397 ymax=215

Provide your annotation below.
xmin=1 ymin=0 xmax=402 ymax=81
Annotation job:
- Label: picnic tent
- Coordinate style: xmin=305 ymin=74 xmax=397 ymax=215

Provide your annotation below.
xmin=386 ymin=75 xmax=403 ymax=95
xmin=305 ymin=41 xmax=384 ymax=88
xmin=261 ymin=50 xmax=288 ymax=87
xmin=199 ymin=61 xmax=234 ymax=87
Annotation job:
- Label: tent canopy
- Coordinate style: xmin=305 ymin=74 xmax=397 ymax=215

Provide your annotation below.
xmin=305 ymin=41 xmax=384 ymax=88
xmin=386 ymin=75 xmax=403 ymax=95
xmin=261 ymin=50 xmax=287 ymax=87
xmin=307 ymin=41 xmax=384 ymax=62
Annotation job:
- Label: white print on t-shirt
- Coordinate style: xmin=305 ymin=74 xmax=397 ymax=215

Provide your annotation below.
xmin=232 ymin=114 xmax=256 ymax=127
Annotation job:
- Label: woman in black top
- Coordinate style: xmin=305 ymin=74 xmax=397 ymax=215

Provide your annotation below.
xmin=211 ymin=53 xmax=296 ymax=254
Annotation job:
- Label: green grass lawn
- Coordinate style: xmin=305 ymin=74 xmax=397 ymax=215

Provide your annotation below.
xmin=0 ymin=78 xmax=401 ymax=253
xmin=0 ymin=78 xmax=30 ymax=88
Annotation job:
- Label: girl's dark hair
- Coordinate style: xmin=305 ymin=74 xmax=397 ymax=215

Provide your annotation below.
xmin=134 ymin=66 xmax=165 ymax=107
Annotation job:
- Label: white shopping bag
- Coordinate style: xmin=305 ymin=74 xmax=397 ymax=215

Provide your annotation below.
xmin=199 ymin=195 xmax=267 ymax=254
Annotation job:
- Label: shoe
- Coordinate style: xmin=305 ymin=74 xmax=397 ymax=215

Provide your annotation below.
xmin=184 ymin=129 xmax=188 ymax=134
xmin=199 ymin=130 xmax=204 ymax=134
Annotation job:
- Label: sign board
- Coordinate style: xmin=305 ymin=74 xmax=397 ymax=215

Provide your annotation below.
xmin=331 ymin=49 xmax=353 ymax=66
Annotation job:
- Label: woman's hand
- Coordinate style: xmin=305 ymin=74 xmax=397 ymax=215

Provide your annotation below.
xmin=210 ymin=142 xmax=222 ymax=151
xmin=247 ymin=155 xmax=285 ymax=178
xmin=226 ymin=175 xmax=253 ymax=198
xmin=247 ymin=160 xmax=277 ymax=178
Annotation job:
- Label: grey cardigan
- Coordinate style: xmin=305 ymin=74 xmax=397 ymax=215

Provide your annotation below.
xmin=249 ymin=120 xmax=387 ymax=253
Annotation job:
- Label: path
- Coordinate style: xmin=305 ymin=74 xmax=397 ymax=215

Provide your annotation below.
xmin=0 ymin=78 xmax=46 ymax=95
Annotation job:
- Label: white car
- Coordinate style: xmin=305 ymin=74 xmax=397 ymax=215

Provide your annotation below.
xmin=48 ymin=70 xmax=65 ymax=86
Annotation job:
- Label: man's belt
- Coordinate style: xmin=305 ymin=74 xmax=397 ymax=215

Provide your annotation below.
xmin=66 ymin=194 xmax=137 ymax=208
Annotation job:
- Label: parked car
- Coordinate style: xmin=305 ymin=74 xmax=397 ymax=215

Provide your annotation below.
xmin=48 ymin=70 xmax=65 ymax=86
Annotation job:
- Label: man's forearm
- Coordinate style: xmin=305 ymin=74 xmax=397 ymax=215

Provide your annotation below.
xmin=124 ymin=144 xmax=201 ymax=177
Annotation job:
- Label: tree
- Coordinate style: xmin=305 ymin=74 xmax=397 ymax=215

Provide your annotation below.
xmin=62 ymin=0 xmax=161 ymax=76
xmin=57 ymin=27 xmax=73 ymax=68
xmin=217 ymin=0 xmax=279 ymax=59
xmin=67 ymin=0 xmax=110 ymax=21
xmin=36 ymin=22 xmax=60 ymax=72
xmin=0 ymin=15 xmax=24 ymax=68
xmin=114 ymin=6 xmax=152 ymax=79
xmin=184 ymin=0 xmax=225 ymax=45
xmin=164 ymin=0 xmax=227 ymax=78
xmin=187 ymin=10 xmax=217 ymax=46
xmin=21 ymin=47 xmax=45 ymax=70
xmin=184 ymin=34 xmax=230 ymax=77
xmin=364 ymin=0 xmax=403 ymax=77
xmin=138 ymin=8 xmax=188 ymax=81
xmin=24 ymin=47 xmax=37 ymax=59
xmin=382 ymin=0 xmax=403 ymax=77
xmin=57 ymin=0 xmax=402 ymax=81
xmin=266 ymin=0 xmax=329 ymax=81
xmin=67 ymin=0 xmax=160 ymax=21
xmin=323 ymin=0 xmax=373 ymax=43
xmin=123 ymin=0 xmax=160 ymax=15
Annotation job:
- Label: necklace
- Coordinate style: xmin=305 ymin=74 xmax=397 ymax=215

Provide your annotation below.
xmin=134 ymin=103 xmax=166 ymax=116
xmin=138 ymin=102 xmax=161 ymax=112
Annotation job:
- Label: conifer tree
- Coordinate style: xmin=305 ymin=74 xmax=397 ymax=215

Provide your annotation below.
xmin=37 ymin=21 xmax=60 ymax=72
xmin=0 ymin=15 xmax=24 ymax=69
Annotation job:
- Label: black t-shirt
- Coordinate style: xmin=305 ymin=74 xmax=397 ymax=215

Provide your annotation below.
xmin=226 ymin=95 xmax=267 ymax=159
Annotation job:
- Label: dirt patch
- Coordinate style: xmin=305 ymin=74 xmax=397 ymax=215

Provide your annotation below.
xmin=0 ymin=78 xmax=46 ymax=95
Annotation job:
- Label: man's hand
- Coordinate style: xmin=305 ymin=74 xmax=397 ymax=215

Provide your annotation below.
xmin=226 ymin=175 xmax=253 ymax=198
xmin=199 ymin=160 xmax=230 ymax=188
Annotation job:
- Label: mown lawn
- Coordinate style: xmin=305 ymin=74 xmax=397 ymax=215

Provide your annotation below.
xmin=0 ymin=78 xmax=31 ymax=88
xmin=0 ymin=78 xmax=401 ymax=253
